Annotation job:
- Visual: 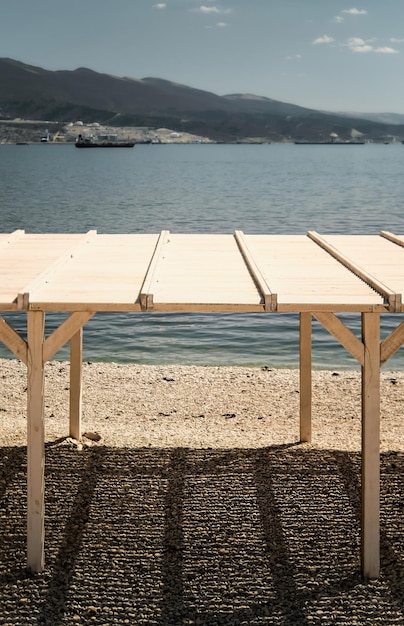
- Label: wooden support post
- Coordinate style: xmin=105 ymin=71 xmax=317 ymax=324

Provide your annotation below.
xmin=299 ymin=312 xmax=312 ymax=442
xmin=361 ymin=312 xmax=380 ymax=579
xmin=69 ymin=328 xmax=83 ymax=440
xmin=27 ymin=310 xmax=45 ymax=573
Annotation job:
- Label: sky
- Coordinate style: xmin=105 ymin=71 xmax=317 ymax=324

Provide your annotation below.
xmin=1 ymin=0 xmax=404 ymax=114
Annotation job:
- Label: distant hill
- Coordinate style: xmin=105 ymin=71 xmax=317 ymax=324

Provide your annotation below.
xmin=1 ymin=58 xmax=404 ymax=143
xmin=336 ymin=111 xmax=404 ymax=126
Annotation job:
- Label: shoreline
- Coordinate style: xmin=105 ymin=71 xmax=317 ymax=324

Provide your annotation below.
xmin=0 ymin=358 xmax=402 ymax=452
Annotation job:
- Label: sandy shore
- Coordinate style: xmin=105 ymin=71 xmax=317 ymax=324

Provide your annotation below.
xmin=0 ymin=359 xmax=402 ymax=625
xmin=0 ymin=358 xmax=402 ymax=451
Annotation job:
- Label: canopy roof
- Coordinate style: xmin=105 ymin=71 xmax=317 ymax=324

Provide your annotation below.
xmin=0 ymin=230 xmax=403 ymax=313
xmin=1 ymin=229 xmax=403 ymax=579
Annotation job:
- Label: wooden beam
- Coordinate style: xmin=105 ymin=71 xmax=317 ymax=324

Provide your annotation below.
xmin=234 ymin=230 xmax=278 ymax=311
xmin=0 ymin=316 xmax=28 ymax=364
xmin=140 ymin=230 xmax=170 ymax=311
xmin=380 ymin=230 xmax=404 ymax=248
xmin=43 ymin=312 xmax=94 ymax=363
xmin=308 ymin=231 xmax=401 ymax=312
xmin=380 ymin=319 xmax=404 ymax=365
xmin=313 ymin=312 xmax=364 ymax=366
xmin=70 ymin=328 xmax=83 ymax=440
xmin=299 ymin=312 xmax=312 ymax=442
xmin=361 ymin=312 xmax=380 ymax=579
xmin=27 ymin=310 xmax=45 ymax=573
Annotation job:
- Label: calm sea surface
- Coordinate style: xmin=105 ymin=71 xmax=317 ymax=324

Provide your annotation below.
xmin=0 ymin=142 xmax=403 ymax=369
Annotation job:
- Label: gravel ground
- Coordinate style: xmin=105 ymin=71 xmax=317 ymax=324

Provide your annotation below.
xmin=0 ymin=359 xmax=403 ymax=625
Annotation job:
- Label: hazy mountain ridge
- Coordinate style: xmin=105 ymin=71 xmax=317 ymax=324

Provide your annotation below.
xmin=336 ymin=111 xmax=404 ymax=125
xmin=1 ymin=58 xmax=404 ymax=142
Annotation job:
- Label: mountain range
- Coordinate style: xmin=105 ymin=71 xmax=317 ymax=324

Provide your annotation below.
xmin=1 ymin=58 xmax=404 ymax=143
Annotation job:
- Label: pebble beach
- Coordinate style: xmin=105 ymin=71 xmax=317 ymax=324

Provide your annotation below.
xmin=0 ymin=359 xmax=403 ymax=625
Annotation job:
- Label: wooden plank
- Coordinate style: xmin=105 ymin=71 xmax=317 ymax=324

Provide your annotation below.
xmin=17 ymin=230 xmax=97 ymax=309
xmin=0 ymin=229 xmax=25 ymax=248
xmin=316 ymin=234 xmax=404 ymax=313
xmin=0 ymin=316 xmax=28 ymax=364
xmin=313 ymin=312 xmax=365 ymax=366
xmin=29 ymin=301 xmax=264 ymax=313
xmin=277 ymin=303 xmax=386 ymax=313
xmin=308 ymin=231 xmax=400 ymax=312
xmin=0 ymin=234 xmax=88 ymax=309
xmin=142 ymin=302 xmax=264 ymax=313
xmin=70 ymin=328 xmax=83 ymax=440
xmin=238 ymin=235 xmax=383 ymax=311
xmin=142 ymin=234 xmax=262 ymax=308
xmin=28 ymin=234 xmax=160 ymax=309
xmin=361 ymin=312 xmax=380 ymax=579
xmin=380 ymin=230 xmax=404 ymax=248
xmin=27 ymin=310 xmax=45 ymax=573
xmin=139 ymin=230 xmax=170 ymax=310
xmin=234 ymin=230 xmax=277 ymax=311
xmin=299 ymin=312 xmax=312 ymax=442
xmin=380 ymin=319 xmax=404 ymax=365
xmin=43 ymin=312 xmax=94 ymax=362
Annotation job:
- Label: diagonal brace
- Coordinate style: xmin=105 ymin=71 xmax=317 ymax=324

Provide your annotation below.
xmin=0 ymin=315 xmax=28 ymax=364
xmin=313 ymin=312 xmax=364 ymax=366
xmin=43 ymin=312 xmax=94 ymax=363
xmin=380 ymin=319 xmax=404 ymax=365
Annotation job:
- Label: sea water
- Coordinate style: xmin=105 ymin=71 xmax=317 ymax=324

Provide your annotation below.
xmin=0 ymin=142 xmax=403 ymax=369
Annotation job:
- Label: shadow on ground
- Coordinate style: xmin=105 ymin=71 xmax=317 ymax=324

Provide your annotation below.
xmin=0 ymin=445 xmax=402 ymax=625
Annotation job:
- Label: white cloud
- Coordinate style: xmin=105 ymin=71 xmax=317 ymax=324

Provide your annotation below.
xmin=374 ymin=46 xmax=399 ymax=54
xmin=194 ymin=5 xmax=231 ymax=14
xmin=199 ymin=5 xmax=220 ymax=13
xmin=205 ymin=21 xmax=229 ymax=29
xmin=345 ymin=37 xmax=371 ymax=52
xmin=341 ymin=8 xmax=368 ymax=15
xmin=286 ymin=54 xmax=302 ymax=60
xmin=343 ymin=37 xmax=399 ymax=54
xmin=313 ymin=35 xmax=335 ymax=44
xmin=333 ymin=16 xmax=344 ymax=23
xmin=390 ymin=37 xmax=404 ymax=43
xmin=351 ymin=44 xmax=373 ymax=52
xmin=347 ymin=37 xmax=366 ymax=46
xmin=153 ymin=2 xmax=166 ymax=8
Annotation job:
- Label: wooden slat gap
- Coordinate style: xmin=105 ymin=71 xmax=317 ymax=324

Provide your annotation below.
xmin=307 ymin=231 xmax=400 ymax=312
xmin=17 ymin=230 xmax=98 ymax=310
xmin=0 ymin=315 xmax=28 ymax=364
xmin=313 ymin=311 xmax=365 ymax=366
xmin=234 ymin=230 xmax=278 ymax=311
xmin=380 ymin=319 xmax=404 ymax=365
xmin=43 ymin=312 xmax=94 ymax=362
xmin=139 ymin=230 xmax=170 ymax=311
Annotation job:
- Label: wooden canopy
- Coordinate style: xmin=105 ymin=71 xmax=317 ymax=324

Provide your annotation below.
xmin=0 ymin=230 xmax=403 ymax=578
xmin=1 ymin=230 xmax=403 ymax=313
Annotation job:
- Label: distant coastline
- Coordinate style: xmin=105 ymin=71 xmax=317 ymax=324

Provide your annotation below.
xmin=1 ymin=119 xmax=400 ymax=146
